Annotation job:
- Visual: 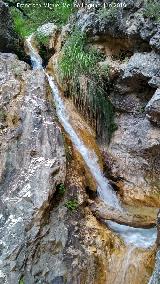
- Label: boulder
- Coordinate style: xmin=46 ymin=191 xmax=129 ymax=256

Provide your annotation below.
xmin=123 ymin=52 xmax=160 ymax=87
xmin=150 ymin=28 xmax=160 ymax=51
xmin=36 ymin=23 xmax=58 ymax=37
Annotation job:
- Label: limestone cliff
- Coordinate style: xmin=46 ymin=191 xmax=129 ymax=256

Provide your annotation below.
xmin=47 ymin=0 xmax=160 ymax=208
xmin=0 ymin=0 xmax=160 ymax=283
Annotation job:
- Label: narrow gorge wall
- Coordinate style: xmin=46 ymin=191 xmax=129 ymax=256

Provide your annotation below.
xmin=47 ymin=0 xmax=160 ymax=208
xmin=0 ymin=0 xmax=160 ymax=283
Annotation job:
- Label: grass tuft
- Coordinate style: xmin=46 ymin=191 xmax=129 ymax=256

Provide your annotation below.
xmin=58 ymin=29 xmax=116 ymax=143
xmin=65 ymin=199 xmax=78 ymax=211
xmin=58 ymin=30 xmax=104 ymax=81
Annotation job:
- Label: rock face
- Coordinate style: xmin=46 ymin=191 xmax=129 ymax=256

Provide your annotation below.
xmin=69 ymin=2 xmax=160 ymax=207
xmin=107 ymin=114 xmax=160 ymax=207
xmin=122 ymin=52 xmax=160 ymax=88
xmin=0 ymin=53 xmax=66 ymax=283
xmin=146 ymin=89 xmax=160 ymax=126
xmin=0 ymin=1 xmax=20 ymax=53
xmin=0 ymin=51 xmax=156 ymax=284
xmin=75 ymin=0 xmax=160 ymax=52
xmin=0 ymin=0 xmax=160 ymax=283
xmin=149 ymin=211 xmax=160 ymax=284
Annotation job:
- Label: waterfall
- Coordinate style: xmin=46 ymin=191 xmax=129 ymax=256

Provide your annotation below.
xmin=26 ymin=35 xmax=43 ymax=70
xmin=107 ymin=221 xmax=157 ymax=248
xmin=47 ymin=74 xmax=121 ymax=210
xmin=26 ymin=34 xmax=157 ymax=257
xmin=26 ymin=34 xmax=121 ymax=210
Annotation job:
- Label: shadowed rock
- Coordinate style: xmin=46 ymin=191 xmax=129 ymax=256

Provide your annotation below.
xmin=89 ymin=199 xmax=157 ymax=228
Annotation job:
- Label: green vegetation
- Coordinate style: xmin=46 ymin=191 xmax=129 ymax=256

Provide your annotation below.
xmin=144 ymin=0 xmax=160 ymax=22
xmin=65 ymin=199 xmax=78 ymax=211
xmin=58 ymin=29 xmax=116 ymax=143
xmin=10 ymin=0 xmax=74 ymax=38
xmin=98 ymin=5 xmax=118 ymax=21
xmin=139 ymin=106 xmax=146 ymax=113
xmin=19 ymin=277 xmax=24 ymax=284
xmin=35 ymin=33 xmax=50 ymax=46
xmin=58 ymin=30 xmax=104 ymax=80
xmin=56 ymin=183 xmax=66 ymax=195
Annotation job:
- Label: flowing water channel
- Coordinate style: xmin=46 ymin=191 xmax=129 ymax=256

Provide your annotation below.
xmin=26 ymin=34 xmax=157 ymax=283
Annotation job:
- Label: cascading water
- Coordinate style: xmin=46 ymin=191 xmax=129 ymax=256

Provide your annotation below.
xmin=26 ymin=35 xmax=157 ymax=283
xmin=107 ymin=221 xmax=157 ymax=248
xmin=26 ymin=34 xmax=121 ymax=210
xmin=26 ymin=35 xmax=43 ymax=70
xmin=47 ymin=74 xmax=121 ymax=210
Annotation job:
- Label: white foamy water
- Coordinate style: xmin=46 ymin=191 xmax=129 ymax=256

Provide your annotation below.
xmin=26 ymin=35 xmax=43 ymax=69
xmin=47 ymin=74 xmax=121 ymax=210
xmin=107 ymin=221 xmax=157 ymax=248
xmin=26 ymin=34 xmax=157 ymax=250
xmin=25 ymin=35 xmax=121 ymax=210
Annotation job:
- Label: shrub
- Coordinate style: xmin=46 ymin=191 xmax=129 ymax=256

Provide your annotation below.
xmin=144 ymin=0 xmax=160 ymax=22
xmin=65 ymin=199 xmax=78 ymax=211
xmin=11 ymin=9 xmax=35 ymax=38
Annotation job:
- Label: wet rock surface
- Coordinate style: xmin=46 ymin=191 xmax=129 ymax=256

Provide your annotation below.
xmin=89 ymin=199 xmax=157 ymax=228
xmin=149 ymin=211 xmax=160 ymax=284
xmin=72 ymin=4 xmax=160 ymax=209
xmin=0 ymin=53 xmax=66 ymax=283
xmin=0 ymin=51 xmax=156 ymax=284
xmin=45 ymin=2 xmax=160 ymax=280
xmin=0 ymin=0 xmax=160 ymax=282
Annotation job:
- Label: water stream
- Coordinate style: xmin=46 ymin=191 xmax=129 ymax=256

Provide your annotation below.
xmin=26 ymin=35 xmax=157 ymax=279
xmin=26 ymin=35 xmax=121 ymax=210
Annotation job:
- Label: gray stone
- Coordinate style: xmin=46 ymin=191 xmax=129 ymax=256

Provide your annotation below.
xmin=106 ymin=113 xmax=160 ymax=207
xmin=36 ymin=23 xmax=58 ymax=37
xmin=150 ymin=28 xmax=160 ymax=52
xmin=123 ymin=52 xmax=160 ymax=83
xmin=145 ymin=88 xmax=160 ymax=126
xmin=0 ymin=53 xmax=66 ymax=283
